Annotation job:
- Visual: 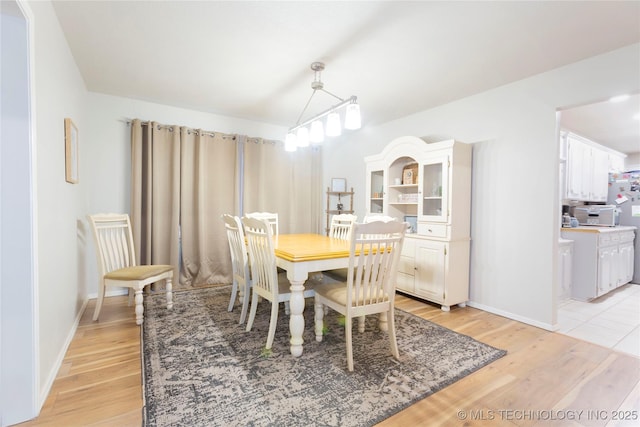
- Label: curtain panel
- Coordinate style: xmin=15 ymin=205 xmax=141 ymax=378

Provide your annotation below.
xmin=131 ymin=120 xmax=322 ymax=288
xmin=242 ymin=140 xmax=323 ymax=234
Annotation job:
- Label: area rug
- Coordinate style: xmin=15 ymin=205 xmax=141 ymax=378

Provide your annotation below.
xmin=141 ymin=285 xmax=506 ymax=426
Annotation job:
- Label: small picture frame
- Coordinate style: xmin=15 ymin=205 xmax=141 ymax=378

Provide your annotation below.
xmin=331 ymin=178 xmax=346 ymax=192
xmin=404 ymin=215 xmax=417 ymax=234
xmin=64 ymin=118 xmax=78 ymax=184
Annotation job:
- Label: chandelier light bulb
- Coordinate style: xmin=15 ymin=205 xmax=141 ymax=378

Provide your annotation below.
xmin=285 ymin=132 xmax=297 ymax=152
xmin=326 ymin=112 xmax=342 ymax=137
xmin=310 ymin=120 xmax=324 ymax=143
xmin=344 ymin=103 xmax=361 ymax=130
xmin=296 ymin=127 xmax=309 ymax=147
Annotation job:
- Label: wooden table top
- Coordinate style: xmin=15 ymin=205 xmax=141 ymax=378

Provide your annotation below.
xmin=273 ymin=234 xmax=351 ymax=262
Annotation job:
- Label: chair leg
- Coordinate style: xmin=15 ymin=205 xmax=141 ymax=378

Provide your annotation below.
xmin=358 ymin=315 xmax=365 ymax=333
xmin=134 ymin=288 xmax=144 ymax=325
xmin=265 ymin=301 xmax=279 ymax=350
xmin=284 ymin=300 xmax=290 ymax=315
xmin=165 ymin=277 xmax=173 ymax=310
xmin=228 ymin=278 xmax=238 ymax=312
xmin=93 ymin=282 xmax=106 ymax=321
xmin=387 ymin=309 xmax=399 ymax=360
xmin=245 ymin=289 xmax=259 ymax=332
xmin=239 ymin=281 xmax=250 ymax=325
xmin=345 ymin=315 xmax=354 ymax=372
xmin=314 ymin=298 xmax=325 ymax=342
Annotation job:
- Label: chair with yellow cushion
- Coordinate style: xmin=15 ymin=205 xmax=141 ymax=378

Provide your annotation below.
xmin=242 ymin=216 xmax=318 ymax=351
xmin=329 ymin=213 xmax=358 ymax=240
xmin=88 ymin=213 xmax=174 ymax=325
xmin=314 ymin=220 xmax=407 ymax=371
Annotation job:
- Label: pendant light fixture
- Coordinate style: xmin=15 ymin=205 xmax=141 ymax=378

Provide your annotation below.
xmin=285 ymin=62 xmax=361 ymax=152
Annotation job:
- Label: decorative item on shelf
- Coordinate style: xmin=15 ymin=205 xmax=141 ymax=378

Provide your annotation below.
xmin=402 ymin=163 xmax=418 ymax=185
xmin=337 ymin=203 xmax=344 ymax=211
xmin=331 ymin=177 xmax=347 ymax=193
xmin=284 ymin=62 xmax=362 ymax=152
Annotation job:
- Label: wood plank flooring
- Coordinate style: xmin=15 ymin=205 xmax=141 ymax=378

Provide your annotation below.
xmin=18 ymin=291 xmax=639 ymax=427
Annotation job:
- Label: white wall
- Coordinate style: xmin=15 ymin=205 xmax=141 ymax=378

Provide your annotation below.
xmin=26 ymin=0 xmax=89 ymax=410
xmin=625 ymin=152 xmax=640 ymax=171
xmin=323 ymin=43 xmax=640 ymax=329
xmin=1 ymin=4 xmax=37 ymax=424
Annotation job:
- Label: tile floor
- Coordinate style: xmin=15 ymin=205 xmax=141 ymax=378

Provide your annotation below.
xmin=557 ymin=283 xmax=640 ymax=358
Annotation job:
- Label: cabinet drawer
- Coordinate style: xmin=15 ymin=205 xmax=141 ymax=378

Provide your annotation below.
xmin=417 ymin=223 xmax=448 ymax=238
xmin=598 ymin=234 xmax=613 ymax=246
xmin=620 ymin=231 xmax=635 ymax=243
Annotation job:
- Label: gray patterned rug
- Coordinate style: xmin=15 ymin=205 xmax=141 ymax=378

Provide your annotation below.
xmin=142 ymin=285 xmax=505 ymax=426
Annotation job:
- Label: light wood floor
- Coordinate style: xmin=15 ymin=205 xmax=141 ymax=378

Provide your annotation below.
xmin=18 ymin=291 xmax=639 ymax=427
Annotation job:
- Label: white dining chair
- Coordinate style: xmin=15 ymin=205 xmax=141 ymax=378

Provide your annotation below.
xmin=324 ymin=213 xmax=357 ymax=281
xmin=314 ymin=220 xmax=407 ymax=371
xmin=88 ymin=213 xmax=174 ymax=325
xmin=362 ymin=214 xmax=396 ymax=223
xmin=242 ymin=216 xmax=316 ymax=351
xmin=245 ymin=212 xmax=279 ymax=236
xmin=222 ymin=214 xmax=252 ymax=324
xmin=329 ymin=213 xmax=358 ymax=240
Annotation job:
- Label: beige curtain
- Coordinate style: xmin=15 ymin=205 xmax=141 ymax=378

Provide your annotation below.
xmin=243 ymin=139 xmax=323 ymax=234
xmin=130 ymin=120 xmax=181 ymax=272
xmin=131 ymin=120 xmax=322 ymax=288
xmin=179 ymin=129 xmax=237 ymax=286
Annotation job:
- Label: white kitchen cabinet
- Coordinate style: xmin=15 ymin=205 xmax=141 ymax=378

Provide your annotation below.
xmin=558 ymin=239 xmax=573 ymax=303
xmin=560 ymin=227 xmax=636 ymax=301
xmin=590 ymin=148 xmax=609 ymax=202
xmin=365 ymin=136 xmax=472 ymax=310
xmin=564 ymin=132 xmax=614 ymax=202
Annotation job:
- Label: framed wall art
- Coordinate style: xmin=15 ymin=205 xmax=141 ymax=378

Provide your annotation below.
xmin=65 ymin=118 xmax=78 ymax=183
xmin=331 ymin=178 xmax=347 ymax=192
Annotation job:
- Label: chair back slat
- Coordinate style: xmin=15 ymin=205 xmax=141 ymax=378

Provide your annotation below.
xmin=242 ymin=217 xmax=279 ymax=298
xmin=347 ymin=221 xmax=406 ymax=307
xmin=222 ymin=214 xmax=249 ymax=285
xmin=329 ymin=213 xmax=357 ymax=240
xmin=89 ymin=214 xmax=137 ymax=276
xmin=245 ymin=212 xmax=279 ymax=237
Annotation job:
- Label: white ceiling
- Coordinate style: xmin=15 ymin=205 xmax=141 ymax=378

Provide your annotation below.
xmin=51 ymin=1 xmax=640 ymax=153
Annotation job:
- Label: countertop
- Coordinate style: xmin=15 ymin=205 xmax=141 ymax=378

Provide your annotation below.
xmin=560 ymin=225 xmax=637 ymax=234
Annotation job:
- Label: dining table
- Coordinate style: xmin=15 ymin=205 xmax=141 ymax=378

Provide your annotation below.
xmin=273 ymin=233 xmax=353 ymax=357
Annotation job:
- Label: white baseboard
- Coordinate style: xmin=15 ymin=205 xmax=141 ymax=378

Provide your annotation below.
xmin=87 ymin=288 xmax=129 ymax=300
xmin=467 ymin=300 xmax=554 ymax=331
xmin=38 ymin=297 xmax=88 ymax=410
xmin=37 ymin=288 xmax=129 ymax=410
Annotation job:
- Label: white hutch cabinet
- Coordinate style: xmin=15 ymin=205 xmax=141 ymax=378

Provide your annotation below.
xmin=365 ymin=136 xmax=472 ymax=311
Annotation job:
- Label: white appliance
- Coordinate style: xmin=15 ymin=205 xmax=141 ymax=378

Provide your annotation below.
xmin=608 ymin=172 xmax=640 ymax=283
xmin=573 ymin=205 xmax=616 ymax=227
